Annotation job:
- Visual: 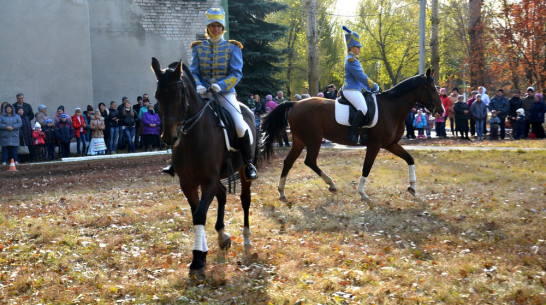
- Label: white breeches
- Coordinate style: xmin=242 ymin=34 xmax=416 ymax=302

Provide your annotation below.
xmin=217 ymin=93 xmax=250 ymax=138
xmin=343 ymin=90 xmax=368 ymax=114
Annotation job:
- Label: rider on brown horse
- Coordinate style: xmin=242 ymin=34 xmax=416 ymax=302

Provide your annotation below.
xmin=341 ymin=25 xmax=380 ymax=144
xmin=163 ymin=8 xmax=257 ymax=180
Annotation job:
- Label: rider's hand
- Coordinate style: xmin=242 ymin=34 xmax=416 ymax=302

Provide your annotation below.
xmin=196 ymin=85 xmax=206 ymax=95
xmin=373 ymin=83 xmax=380 ymax=93
xmin=211 ymin=83 xmax=221 ymax=93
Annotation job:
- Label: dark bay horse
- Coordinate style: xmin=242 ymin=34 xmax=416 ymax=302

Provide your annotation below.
xmin=262 ymin=69 xmax=443 ymax=201
xmin=151 ymin=58 xmax=261 ymax=279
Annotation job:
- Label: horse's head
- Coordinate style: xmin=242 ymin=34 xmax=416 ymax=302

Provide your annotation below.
xmin=151 ymin=57 xmax=193 ymax=145
xmin=420 ymin=68 xmax=444 ymax=116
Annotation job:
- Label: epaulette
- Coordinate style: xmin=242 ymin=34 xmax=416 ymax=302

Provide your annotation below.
xmin=190 ymin=40 xmax=203 ymax=49
xmin=228 ymin=40 xmax=243 ymax=49
xmin=347 ymin=57 xmax=356 ymax=62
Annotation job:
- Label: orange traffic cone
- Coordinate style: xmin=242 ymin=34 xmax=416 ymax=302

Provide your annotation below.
xmin=8 ymin=158 xmax=17 ymax=171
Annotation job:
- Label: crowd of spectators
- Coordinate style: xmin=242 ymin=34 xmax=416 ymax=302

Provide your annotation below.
xmin=407 ymin=86 xmax=545 ymax=141
xmin=0 ymin=93 xmax=162 ymax=165
xmin=2 ymin=85 xmax=544 ymax=166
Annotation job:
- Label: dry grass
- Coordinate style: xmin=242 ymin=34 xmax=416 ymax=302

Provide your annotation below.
xmin=0 ymin=145 xmax=545 ymax=304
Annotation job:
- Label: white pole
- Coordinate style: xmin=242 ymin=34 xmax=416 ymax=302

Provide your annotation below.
xmin=419 ymin=0 xmax=426 ymax=74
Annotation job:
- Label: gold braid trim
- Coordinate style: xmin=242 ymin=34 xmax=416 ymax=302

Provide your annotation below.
xmin=228 ymin=40 xmax=243 ymax=49
xmin=347 ymin=57 xmax=356 ymax=62
xmin=190 ymin=41 xmax=203 ymax=49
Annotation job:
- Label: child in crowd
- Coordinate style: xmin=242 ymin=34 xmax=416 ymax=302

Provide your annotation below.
xmin=43 ymin=119 xmax=57 ymax=160
xmin=32 ymin=122 xmax=46 ymax=161
xmin=72 ymin=108 xmax=87 ymax=156
xmin=413 ymin=109 xmax=427 ymax=139
xmin=425 ymin=109 xmax=434 ymax=139
xmin=489 ymin=110 xmax=501 ymax=140
xmin=88 ymin=110 xmax=106 ymax=155
xmin=434 ymin=110 xmax=446 ymax=138
xmin=513 ymin=108 xmax=526 ymax=140
xmin=55 ymin=114 xmax=74 ymax=157
xmin=405 ymin=107 xmax=417 ymax=139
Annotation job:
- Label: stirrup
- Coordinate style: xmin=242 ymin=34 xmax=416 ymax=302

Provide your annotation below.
xmin=244 ymin=163 xmax=258 ymax=180
xmin=162 ymin=164 xmax=175 ymax=176
xmin=347 ymin=133 xmax=359 ymax=144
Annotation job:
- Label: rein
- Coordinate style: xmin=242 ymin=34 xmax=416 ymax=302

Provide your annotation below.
xmin=160 ymin=78 xmax=211 ymax=135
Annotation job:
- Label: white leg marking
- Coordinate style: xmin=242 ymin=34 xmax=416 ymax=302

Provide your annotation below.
xmin=408 ymin=164 xmax=416 ymax=190
xmin=193 ymin=225 xmax=206 ymax=252
xmin=278 ymin=176 xmax=287 ymax=199
xmin=358 ymin=176 xmax=369 ymax=200
xmin=320 ymin=172 xmax=337 ymax=191
xmin=243 ymin=227 xmax=252 ymax=247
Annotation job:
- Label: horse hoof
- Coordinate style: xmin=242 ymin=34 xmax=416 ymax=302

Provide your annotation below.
xmin=279 ymin=195 xmax=287 ymax=202
xmin=407 ymin=187 xmax=416 ymax=196
xmin=219 ymin=237 xmax=231 ymax=250
xmin=328 ymin=186 xmax=337 ymax=193
xmin=359 ymin=194 xmax=370 ymax=202
xmin=188 ymin=268 xmax=206 ymax=283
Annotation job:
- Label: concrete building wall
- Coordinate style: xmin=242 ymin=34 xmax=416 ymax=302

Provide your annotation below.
xmin=0 ymin=0 xmax=93 ymax=115
xmin=89 ymin=0 xmax=220 ymax=106
xmin=0 ymin=0 xmax=221 ymax=120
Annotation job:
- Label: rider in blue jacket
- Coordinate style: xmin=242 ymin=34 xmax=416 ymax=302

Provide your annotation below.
xmin=341 ymin=26 xmax=380 ymax=144
xmin=191 ymin=8 xmax=257 ymax=180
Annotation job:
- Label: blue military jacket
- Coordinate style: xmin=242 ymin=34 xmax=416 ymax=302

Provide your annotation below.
xmin=190 ymin=38 xmax=243 ymax=94
xmin=342 ymin=53 xmax=379 ymax=92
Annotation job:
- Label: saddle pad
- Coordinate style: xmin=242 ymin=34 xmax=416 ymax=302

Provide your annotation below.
xmin=335 ymin=94 xmax=379 ymax=128
xmin=220 ymin=120 xmax=252 ymax=152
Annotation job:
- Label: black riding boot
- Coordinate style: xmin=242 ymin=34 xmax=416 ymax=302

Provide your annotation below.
xmin=162 ymin=163 xmax=175 ymax=176
xmin=347 ymin=111 xmax=366 ymax=144
xmin=240 ymin=131 xmax=258 ymax=180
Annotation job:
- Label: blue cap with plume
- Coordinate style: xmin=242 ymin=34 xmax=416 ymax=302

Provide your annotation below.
xmin=342 ymin=25 xmax=362 ymax=49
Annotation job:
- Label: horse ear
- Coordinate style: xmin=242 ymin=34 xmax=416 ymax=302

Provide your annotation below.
xmin=426 ymin=68 xmax=431 ymax=78
xmin=173 ymin=60 xmax=183 ymax=80
xmin=151 ymin=57 xmax=162 ymax=79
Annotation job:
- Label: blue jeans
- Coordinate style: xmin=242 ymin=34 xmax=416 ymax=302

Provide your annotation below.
xmin=110 ymin=126 xmax=120 ymax=152
xmin=2 ymin=146 xmax=18 ymax=163
xmin=123 ymin=126 xmax=136 ymax=152
xmin=475 ymin=120 xmax=485 ymax=137
xmin=76 ymin=135 xmax=87 ymax=155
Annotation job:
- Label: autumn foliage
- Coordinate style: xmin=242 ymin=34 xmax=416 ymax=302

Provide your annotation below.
xmin=490 ymin=0 xmax=546 ymax=91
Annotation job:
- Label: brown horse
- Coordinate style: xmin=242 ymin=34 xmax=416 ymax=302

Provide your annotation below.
xmin=262 ymin=69 xmax=443 ymax=201
xmin=151 ymin=58 xmax=261 ymax=279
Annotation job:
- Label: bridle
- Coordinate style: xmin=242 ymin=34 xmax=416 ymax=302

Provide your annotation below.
xmin=422 ymin=75 xmax=438 ymax=114
xmin=159 ymin=76 xmax=211 ymax=135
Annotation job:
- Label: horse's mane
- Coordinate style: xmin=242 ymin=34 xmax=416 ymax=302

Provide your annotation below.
xmin=383 ymin=74 xmax=426 ymax=98
xmin=166 ymin=62 xmax=196 ymax=88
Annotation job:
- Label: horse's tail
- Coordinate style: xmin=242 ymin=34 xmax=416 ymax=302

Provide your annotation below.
xmin=261 ymin=102 xmax=295 ymax=157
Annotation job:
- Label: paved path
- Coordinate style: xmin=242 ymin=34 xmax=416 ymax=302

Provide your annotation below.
xmin=320 ymin=142 xmax=544 ymax=151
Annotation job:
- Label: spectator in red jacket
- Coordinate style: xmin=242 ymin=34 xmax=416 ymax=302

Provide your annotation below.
xmin=71 ymin=108 xmax=88 ymax=156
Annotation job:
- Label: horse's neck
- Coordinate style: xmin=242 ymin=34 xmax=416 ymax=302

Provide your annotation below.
xmin=381 ymin=92 xmax=418 ymax=119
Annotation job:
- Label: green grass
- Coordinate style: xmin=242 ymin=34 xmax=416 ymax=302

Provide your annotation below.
xmin=0 ymin=147 xmax=545 ymax=304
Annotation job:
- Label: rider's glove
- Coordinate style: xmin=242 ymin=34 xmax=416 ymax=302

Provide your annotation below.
xmin=373 ymin=83 xmax=380 ymax=93
xmin=196 ymin=85 xmax=206 ymax=95
xmin=211 ymin=83 xmax=221 ymax=93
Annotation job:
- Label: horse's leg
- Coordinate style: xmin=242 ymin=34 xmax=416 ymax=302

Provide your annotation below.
xmin=214 ymin=183 xmax=231 ymax=250
xmin=358 ymin=145 xmax=381 ymax=201
xmin=384 ymin=143 xmax=416 ymax=196
xmin=278 ymin=137 xmax=305 ymax=201
xmin=239 ymin=169 xmax=252 ymax=250
xmin=188 ymin=182 xmax=217 ymax=279
xmin=303 ymin=140 xmax=337 ymax=193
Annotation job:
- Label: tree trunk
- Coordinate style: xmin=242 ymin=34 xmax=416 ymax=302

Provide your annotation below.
xmin=306 ymin=0 xmax=319 ymax=96
xmin=468 ymin=0 xmax=485 ymax=87
xmin=430 ymin=0 xmax=440 ymax=79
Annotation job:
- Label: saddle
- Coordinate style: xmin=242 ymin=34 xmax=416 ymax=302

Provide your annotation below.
xmin=338 ymin=90 xmax=377 ymax=127
xmin=206 ymin=97 xmax=240 ymax=151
